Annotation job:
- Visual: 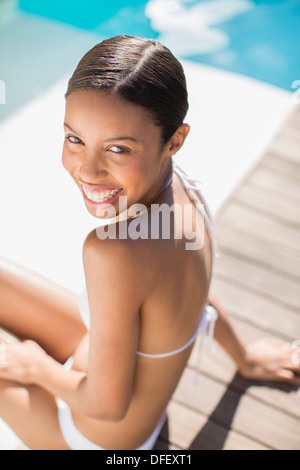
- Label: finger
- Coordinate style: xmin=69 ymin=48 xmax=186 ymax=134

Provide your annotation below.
xmin=280 ymin=356 xmax=300 ymax=369
xmin=285 ymin=362 xmax=300 ymax=373
xmin=277 ymin=369 xmax=300 ymax=385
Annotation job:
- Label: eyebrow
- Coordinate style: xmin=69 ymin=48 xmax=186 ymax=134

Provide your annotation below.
xmin=103 ymin=137 xmax=140 ymax=143
xmin=64 ymin=123 xmax=140 ymax=143
xmin=64 ymin=123 xmax=80 ymax=134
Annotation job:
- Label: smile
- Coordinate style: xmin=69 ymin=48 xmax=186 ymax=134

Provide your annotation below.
xmin=82 ymin=186 xmax=123 ymax=204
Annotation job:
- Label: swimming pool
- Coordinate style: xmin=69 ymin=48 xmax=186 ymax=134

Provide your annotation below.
xmin=17 ymin=0 xmax=300 ymax=91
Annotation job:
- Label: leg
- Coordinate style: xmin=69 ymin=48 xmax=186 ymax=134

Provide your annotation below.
xmin=0 ymin=256 xmax=86 ymax=363
xmin=0 ymin=378 xmax=70 ymax=450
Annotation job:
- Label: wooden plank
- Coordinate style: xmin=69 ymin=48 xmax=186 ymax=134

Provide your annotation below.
xmin=216 ymin=203 xmax=300 ymax=257
xmin=188 ymin=317 xmax=300 ymax=419
xmin=286 ymin=108 xmax=300 ymax=130
xmin=227 ymin=178 xmax=300 ymax=215
xmin=153 ymin=437 xmax=180 ymax=451
xmin=258 ymin=162 xmax=300 ymax=196
xmin=267 ymin=133 xmax=300 ymax=164
xmin=279 ymin=126 xmax=300 ymax=146
xmin=209 ymin=277 xmax=300 ymax=339
xmin=174 ymin=369 xmax=300 ymax=450
xmin=286 ymin=119 xmax=300 ymax=137
xmin=215 ymin=224 xmax=300 ymax=279
xmin=162 ymin=401 xmax=269 ymax=450
xmin=268 ymin=147 xmax=300 ymax=168
xmin=262 ymin=153 xmax=300 ymax=181
xmin=232 ymin=182 xmax=300 ymax=229
xmin=161 ymin=402 xmax=210 ymax=450
xmin=228 ymin=373 xmax=300 ymax=422
xmin=213 ymin=251 xmax=300 ymax=313
xmin=248 ymin=166 xmax=300 ymax=202
xmin=276 ymin=123 xmax=300 ymax=145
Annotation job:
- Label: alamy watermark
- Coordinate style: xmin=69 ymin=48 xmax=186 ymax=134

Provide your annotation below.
xmin=291 ymin=80 xmax=300 ymax=104
xmin=95 ymin=196 xmax=205 ymax=251
xmin=0 ymin=80 xmax=6 ymax=104
xmin=0 ymin=341 xmax=6 ymax=366
xmin=292 ymin=340 xmax=300 ymax=366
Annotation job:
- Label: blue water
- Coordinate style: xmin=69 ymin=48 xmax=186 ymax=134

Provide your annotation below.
xmin=18 ymin=0 xmax=300 ymax=91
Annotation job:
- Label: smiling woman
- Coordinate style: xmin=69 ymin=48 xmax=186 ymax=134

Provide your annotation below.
xmin=0 ymin=35 xmax=299 ymax=451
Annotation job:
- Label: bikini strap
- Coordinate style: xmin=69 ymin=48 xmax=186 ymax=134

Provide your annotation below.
xmin=172 ymin=163 xmax=219 ymax=259
xmin=193 ymin=304 xmax=218 ymax=384
xmin=136 ymin=321 xmax=203 ymax=359
xmin=136 ymin=304 xmax=218 ymax=369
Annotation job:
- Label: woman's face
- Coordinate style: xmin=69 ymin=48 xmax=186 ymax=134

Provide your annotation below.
xmin=62 ymin=89 xmax=172 ymax=219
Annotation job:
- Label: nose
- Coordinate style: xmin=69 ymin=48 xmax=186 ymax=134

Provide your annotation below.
xmin=78 ymin=148 xmax=109 ymax=183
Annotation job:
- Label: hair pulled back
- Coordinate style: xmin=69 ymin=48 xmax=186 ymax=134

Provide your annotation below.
xmin=66 ymin=35 xmax=189 ymax=145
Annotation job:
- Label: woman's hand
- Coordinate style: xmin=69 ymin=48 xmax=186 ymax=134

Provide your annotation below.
xmin=71 ymin=332 xmax=89 ymax=372
xmin=238 ymin=337 xmax=300 ymax=385
xmin=0 ymin=336 xmax=48 ymax=385
xmin=208 ymin=296 xmax=300 ymax=386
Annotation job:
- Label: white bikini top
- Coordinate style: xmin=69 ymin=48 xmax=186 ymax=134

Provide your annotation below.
xmin=79 ymin=164 xmax=218 ymax=371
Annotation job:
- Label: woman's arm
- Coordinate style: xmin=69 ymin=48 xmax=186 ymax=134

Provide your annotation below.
xmin=207 ymin=294 xmax=248 ymax=370
xmin=80 ymin=230 xmax=144 ymax=420
xmin=208 ymin=294 xmax=300 ymax=385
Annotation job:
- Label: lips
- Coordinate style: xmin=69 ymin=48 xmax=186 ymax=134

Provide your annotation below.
xmin=79 ymin=182 xmax=123 ymax=207
xmin=82 ymin=186 xmax=122 ymax=203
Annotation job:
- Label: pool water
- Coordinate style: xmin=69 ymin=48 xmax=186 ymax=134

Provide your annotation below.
xmin=18 ymin=0 xmax=300 ymax=91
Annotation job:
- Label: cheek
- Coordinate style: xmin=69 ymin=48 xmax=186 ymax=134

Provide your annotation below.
xmin=125 ymin=162 xmax=150 ymax=188
xmin=124 ymin=161 xmax=158 ymax=199
xmin=62 ymin=147 xmax=76 ymax=173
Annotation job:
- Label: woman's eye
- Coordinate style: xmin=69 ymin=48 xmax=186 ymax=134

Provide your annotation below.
xmin=109 ymin=145 xmax=130 ymax=155
xmin=67 ymin=135 xmax=83 ymax=144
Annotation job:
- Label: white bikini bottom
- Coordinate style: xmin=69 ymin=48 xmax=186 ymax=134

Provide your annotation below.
xmin=57 ymin=398 xmax=167 ymax=451
xmin=57 ymin=357 xmax=167 ymax=450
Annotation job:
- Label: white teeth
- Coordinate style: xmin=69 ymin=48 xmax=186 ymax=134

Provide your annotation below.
xmin=83 ymin=187 xmax=121 ymax=203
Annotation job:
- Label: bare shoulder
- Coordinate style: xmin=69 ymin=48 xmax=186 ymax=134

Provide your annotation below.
xmin=82 ymin=224 xmax=153 ymax=266
xmin=82 ymin=227 xmax=156 ymax=304
xmin=83 ymin=227 xmax=135 ymax=266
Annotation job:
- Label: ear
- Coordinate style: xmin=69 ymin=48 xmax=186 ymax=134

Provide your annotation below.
xmin=164 ymin=124 xmax=190 ymax=157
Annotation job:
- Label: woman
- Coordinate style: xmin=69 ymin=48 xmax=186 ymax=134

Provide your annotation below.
xmin=0 ymin=35 xmax=299 ymax=450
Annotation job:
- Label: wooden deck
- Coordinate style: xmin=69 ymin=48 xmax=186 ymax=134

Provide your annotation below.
xmin=1 ymin=104 xmax=299 ymax=451
xmin=155 ymin=103 xmax=300 ymax=451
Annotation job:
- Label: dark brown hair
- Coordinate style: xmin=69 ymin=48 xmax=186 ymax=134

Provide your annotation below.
xmin=66 ymin=35 xmax=189 ymax=145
